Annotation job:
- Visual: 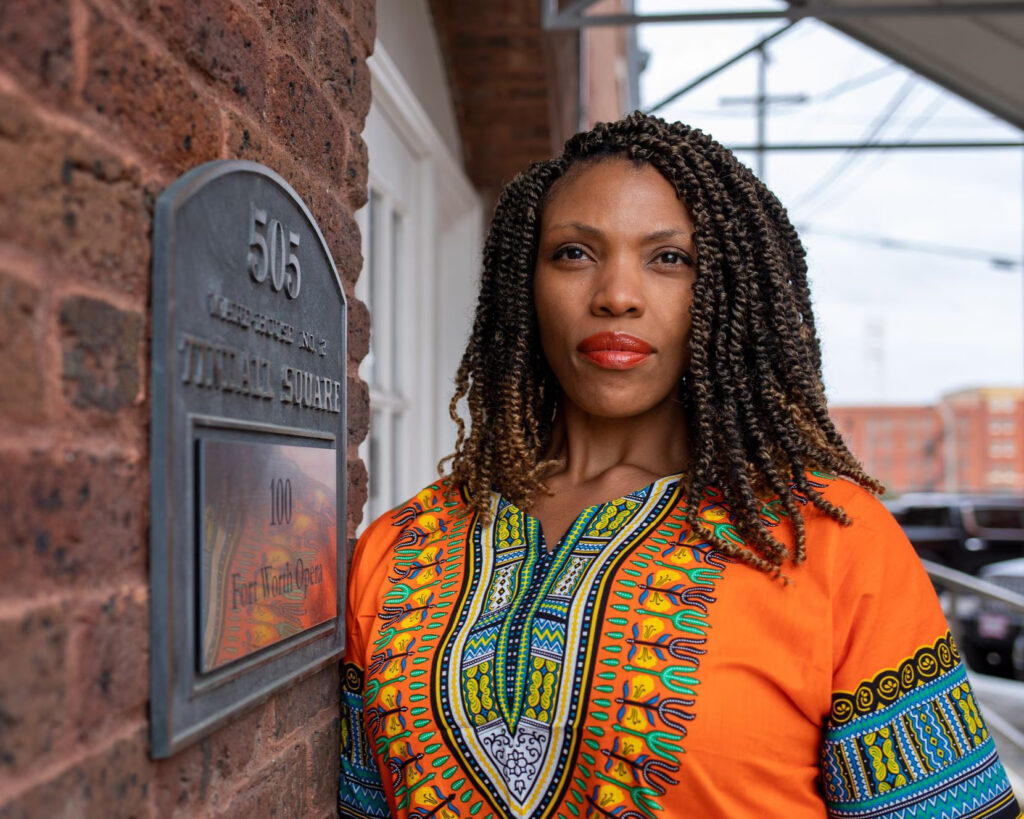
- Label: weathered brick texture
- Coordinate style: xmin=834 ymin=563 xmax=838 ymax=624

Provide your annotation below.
xmin=0 ymin=0 xmax=375 ymax=813
xmin=428 ymin=0 xmax=579 ymax=204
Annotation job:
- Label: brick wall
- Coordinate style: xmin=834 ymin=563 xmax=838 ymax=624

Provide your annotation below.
xmin=428 ymin=0 xmax=579 ymax=206
xmin=0 ymin=0 xmax=374 ymax=815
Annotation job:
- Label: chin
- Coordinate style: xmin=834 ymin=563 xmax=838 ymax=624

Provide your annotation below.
xmin=566 ymin=386 xmax=674 ymax=420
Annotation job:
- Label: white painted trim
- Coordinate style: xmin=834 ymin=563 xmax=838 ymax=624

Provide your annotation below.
xmin=368 ymin=45 xmax=480 ymax=225
xmin=358 ymin=39 xmax=483 ymax=519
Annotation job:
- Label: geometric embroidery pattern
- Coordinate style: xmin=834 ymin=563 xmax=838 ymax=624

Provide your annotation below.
xmin=434 ymin=478 xmax=687 ymax=816
xmin=822 ymin=633 xmax=1020 ymax=818
xmin=339 ymin=662 xmax=390 ymax=818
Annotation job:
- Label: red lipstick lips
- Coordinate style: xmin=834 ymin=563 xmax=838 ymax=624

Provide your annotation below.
xmin=577 ymin=332 xmax=654 ymax=370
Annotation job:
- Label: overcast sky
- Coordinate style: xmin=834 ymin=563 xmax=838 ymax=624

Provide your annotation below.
xmin=636 ymin=0 xmax=1024 ymax=405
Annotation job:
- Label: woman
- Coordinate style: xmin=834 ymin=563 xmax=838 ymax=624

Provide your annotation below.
xmin=338 ymin=113 xmax=1021 ymax=818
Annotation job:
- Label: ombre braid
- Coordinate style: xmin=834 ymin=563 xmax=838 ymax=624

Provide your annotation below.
xmin=440 ymin=111 xmax=881 ymax=573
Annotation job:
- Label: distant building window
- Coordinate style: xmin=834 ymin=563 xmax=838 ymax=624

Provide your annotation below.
xmin=988 ymin=397 xmax=1015 ymax=413
xmin=989 ymin=418 xmax=1014 ymax=436
xmin=989 ymin=442 xmax=1015 ymax=459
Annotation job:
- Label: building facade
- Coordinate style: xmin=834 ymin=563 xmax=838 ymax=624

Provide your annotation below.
xmin=831 ymin=387 xmax=1024 ymax=496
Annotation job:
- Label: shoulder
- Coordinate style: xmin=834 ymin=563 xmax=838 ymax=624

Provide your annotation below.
xmin=803 ymin=473 xmax=914 ymax=562
xmin=350 ymin=477 xmax=469 ymax=570
xmin=726 ymin=471 xmax=919 ymax=576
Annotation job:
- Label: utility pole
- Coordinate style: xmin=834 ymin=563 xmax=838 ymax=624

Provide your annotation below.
xmin=720 ymin=44 xmax=807 ymax=184
xmin=756 ymin=45 xmax=767 ymax=179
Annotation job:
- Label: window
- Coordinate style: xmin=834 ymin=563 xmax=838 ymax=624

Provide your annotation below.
xmin=989 ymin=418 xmax=1015 ymax=436
xmin=989 ymin=441 xmax=1015 ymax=459
xmin=357 ymin=188 xmax=411 ymax=526
xmin=353 ymin=47 xmax=482 ymax=531
xmin=974 ymin=506 xmax=1024 ymax=529
xmin=899 ymin=506 xmax=953 ymax=528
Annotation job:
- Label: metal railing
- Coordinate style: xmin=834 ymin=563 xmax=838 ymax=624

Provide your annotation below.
xmin=921 ymin=560 xmax=1024 ymax=752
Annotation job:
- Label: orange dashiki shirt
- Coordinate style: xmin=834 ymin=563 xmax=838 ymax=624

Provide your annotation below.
xmin=338 ymin=472 xmax=1021 ymax=819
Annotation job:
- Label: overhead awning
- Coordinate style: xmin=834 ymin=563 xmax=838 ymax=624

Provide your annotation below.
xmin=799 ymin=0 xmax=1024 ymax=130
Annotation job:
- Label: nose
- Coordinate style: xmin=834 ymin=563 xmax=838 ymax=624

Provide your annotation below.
xmin=590 ymin=254 xmax=645 ymax=317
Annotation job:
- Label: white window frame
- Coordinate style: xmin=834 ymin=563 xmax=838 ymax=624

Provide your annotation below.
xmin=355 ymin=44 xmax=482 ymax=528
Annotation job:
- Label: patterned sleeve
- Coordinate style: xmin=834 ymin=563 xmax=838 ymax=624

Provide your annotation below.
xmin=820 ymin=491 xmax=1021 ymax=819
xmin=339 ymin=519 xmax=390 ymax=819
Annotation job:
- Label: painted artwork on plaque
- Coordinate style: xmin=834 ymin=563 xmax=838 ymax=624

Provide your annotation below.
xmin=198 ymin=439 xmax=337 ymax=672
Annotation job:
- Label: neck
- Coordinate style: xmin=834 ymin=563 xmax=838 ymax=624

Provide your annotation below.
xmin=543 ymin=393 xmax=690 ymax=486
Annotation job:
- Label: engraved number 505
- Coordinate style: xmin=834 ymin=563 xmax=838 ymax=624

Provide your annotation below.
xmin=247 ymin=203 xmax=301 ymax=299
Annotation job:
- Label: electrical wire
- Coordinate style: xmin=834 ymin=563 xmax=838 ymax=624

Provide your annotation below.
xmin=791 ymin=74 xmax=918 ymax=210
xmin=802 ymin=91 xmax=948 ymax=219
xmin=796 ymin=224 xmax=1023 ymax=269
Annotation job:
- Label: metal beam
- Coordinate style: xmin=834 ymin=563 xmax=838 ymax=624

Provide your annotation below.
xmin=725 ymin=140 xmax=1024 ymax=151
xmin=559 ymin=0 xmax=602 ymax=17
xmin=544 ymin=3 xmax=1024 ymax=29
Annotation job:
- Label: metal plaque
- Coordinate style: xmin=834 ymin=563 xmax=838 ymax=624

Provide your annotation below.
xmin=150 ymin=161 xmax=347 ymax=757
xmin=197 ymin=439 xmax=338 ymax=672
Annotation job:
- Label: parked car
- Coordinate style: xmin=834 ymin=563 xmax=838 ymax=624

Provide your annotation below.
xmin=885 ymin=493 xmax=1024 ymax=576
xmin=956 ymin=557 xmax=1024 ymax=680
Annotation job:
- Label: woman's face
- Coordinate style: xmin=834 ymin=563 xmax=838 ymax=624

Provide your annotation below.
xmin=533 ymin=158 xmax=698 ymax=420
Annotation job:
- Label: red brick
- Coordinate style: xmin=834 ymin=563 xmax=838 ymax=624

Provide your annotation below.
xmin=348 ymin=295 xmax=369 ymax=366
xmin=82 ymin=4 xmax=221 ymax=173
xmin=352 ymin=0 xmax=376 ymax=56
xmin=121 ymin=0 xmax=269 ymax=108
xmin=252 ymin=0 xmax=320 ymax=62
xmin=223 ymin=110 xmax=304 ymax=192
xmin=1 ymin=449 xmax=145 ymax=593
xmin=427 ymin=0 xmax=572 ymax=192
xmin=343 ymin=126 xmax=369 ymax=210
xmin=0 ymin=603 xmax=68 ymax=773
xmin=316 ymin=12 xmax=370 ymax=126
xmin=346 ymin=374 xmax=369 ymax=446
xmin=72 ymin=587 xmax=149 ymax=741
xmin=0 ymin=728 xmax=149 ymax=819
xmin=265 ymin=53 xmax=347 ymax=189
xmin=272 ymin=666 xmax=338 ymax=740
xmin=0 ymin=272 xmax=46 ymax=426
xmin=0 ymin=96 xmax=152 ymax=300
xmin=59 ymin=295 xmax=142 ymax=413
xmin=216 ymin=742 xmax=307 ymax=819
xmin=296 ymin=184 xmax=362 ymax=288
xmin=152 ymin=704 xmax=266 ymax=817
xmin=308 ymin=715 xmax=341 ymax=812
xmin=0 ymin=0 xmax=75 ymax=104
xmin=347 ymin=456 xmax=368 ymax=533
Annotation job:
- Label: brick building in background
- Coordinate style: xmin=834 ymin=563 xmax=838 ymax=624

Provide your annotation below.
xmin=831 ymin=387 xmax=1024 ymax=496
xmin=0 ymin=0 xmax=626 ymax=815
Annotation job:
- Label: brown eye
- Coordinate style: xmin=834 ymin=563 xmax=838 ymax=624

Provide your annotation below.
xmin=657 ymin=250 xmax=695 ymax=267
xmin=553 ymin=245 xmax=589 ymax=262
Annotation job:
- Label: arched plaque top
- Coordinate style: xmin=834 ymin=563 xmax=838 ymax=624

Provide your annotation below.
xmin=156 ymin=159 xmax=346 ymax=306
xmin=150 ymin=159 xmax=348 ymax=758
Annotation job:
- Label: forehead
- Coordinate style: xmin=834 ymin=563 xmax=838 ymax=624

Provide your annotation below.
xmin=540 ymin=158 xmax=692 ymax=231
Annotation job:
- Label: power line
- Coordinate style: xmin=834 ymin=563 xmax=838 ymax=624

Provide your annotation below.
xmin=797 ymin=223 xmax=1023 ymax=269
xmin=813 ymin=64 xmax=900 ymax=103
xmin=799 ymin=91 xmax=947 ymax=219
xmin=791 ymin=74 xmax=918 ymax=210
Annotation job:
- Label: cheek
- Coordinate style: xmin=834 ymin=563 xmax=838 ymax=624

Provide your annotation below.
xmin=533 ymin=274 xmax=571 ymax=348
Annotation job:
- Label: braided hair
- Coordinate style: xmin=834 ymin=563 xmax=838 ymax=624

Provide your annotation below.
xmin=440 ymin=111 xmax=880 ymax=573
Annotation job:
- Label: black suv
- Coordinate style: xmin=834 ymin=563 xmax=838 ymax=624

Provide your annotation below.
xmin=885 ymin=493 xmax=1024 ymax=576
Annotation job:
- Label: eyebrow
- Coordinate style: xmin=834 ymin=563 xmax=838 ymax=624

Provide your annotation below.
xmin=545 ymin=222 xmax=692 ymax=243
